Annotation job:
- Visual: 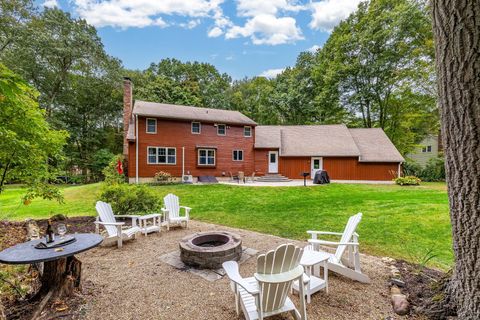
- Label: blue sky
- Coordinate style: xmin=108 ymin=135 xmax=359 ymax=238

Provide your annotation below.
xmin=43 ymin=0 xmax=361 ymax=79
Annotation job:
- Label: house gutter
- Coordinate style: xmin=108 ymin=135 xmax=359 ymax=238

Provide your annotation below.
xmin=182 ymin=146 xmax=185 ymax=178
xmin=135 ymin=115 xmax=139 ymax=184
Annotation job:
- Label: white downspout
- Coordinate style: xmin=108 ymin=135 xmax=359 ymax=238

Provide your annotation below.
xmin=398 ymin=162 xmax=402 ymax=178
xmin=135 ymin=115 xmax=139 ymax=184
xmin=182 ymin=147 xmax=185 ymax=178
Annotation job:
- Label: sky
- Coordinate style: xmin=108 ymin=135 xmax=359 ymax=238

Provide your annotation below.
xmin=42 ymin=0 xmax=362 ymax=79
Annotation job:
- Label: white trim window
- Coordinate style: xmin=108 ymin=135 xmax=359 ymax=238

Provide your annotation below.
xmin=422 ymin=145 xmax=432 ymax=153
xmin=233 ymin=150 xmax=244 ymax=161
xmin=147 ymin=147 xmax=176 ymax=164
xmin=198 ymin=149 xmax=215 ymax=166
xmin=217 ymin=124 xmax=226 ymax=136
xmin=146 ymin=118 xmax=157 ymax=134
xmin=244 ymin=126 xmax=252 ymax=137
xmin=191 ymin=122 xmax=201 ymax=134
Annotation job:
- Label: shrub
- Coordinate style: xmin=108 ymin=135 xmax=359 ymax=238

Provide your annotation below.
xmin=99 ymin=184 xmax=160 ymax=215
xmin=394 ymin=176 xmax=421 ymax=186
xmin=420 ymin=157 xmax=445 ymax=182
xmin=90 ymin=149 xmax=115 ymax=181
xmin=153 ymin=171 xmax=172 ymax=184
xmin=403 ymin=161 xmax=422 ymax=177
xmin=103 ymin=155 xmax=125 ymax=185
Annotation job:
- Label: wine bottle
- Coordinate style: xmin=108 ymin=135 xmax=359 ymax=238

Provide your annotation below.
xmin=46 ymin=220 xmax=55 ymax=243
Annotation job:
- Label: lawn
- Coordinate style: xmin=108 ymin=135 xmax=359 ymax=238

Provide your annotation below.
xmin=0 ymin=182 xmax=452 ymax=269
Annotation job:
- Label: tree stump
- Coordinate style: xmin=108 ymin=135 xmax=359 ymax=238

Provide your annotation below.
xmin=40 ymin=256 xmax=82 ymax=297
xmin=32 ymin=256 xmax=82 ymax=319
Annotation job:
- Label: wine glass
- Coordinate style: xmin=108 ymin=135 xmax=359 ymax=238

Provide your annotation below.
xmin=57 ymin=223 xmax=67 ymax=239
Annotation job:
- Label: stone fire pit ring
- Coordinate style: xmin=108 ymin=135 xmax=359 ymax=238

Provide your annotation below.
xmin=179 ymin=231 xmax=242 ymax=269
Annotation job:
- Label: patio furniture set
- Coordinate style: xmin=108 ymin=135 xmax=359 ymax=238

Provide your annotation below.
xmin=230 ymin=171 xmax=256 ymax=183
xmin=94 ymin=193 xmax=190 ymax=248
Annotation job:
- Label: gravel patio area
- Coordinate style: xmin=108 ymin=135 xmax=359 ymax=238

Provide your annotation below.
xmin=77 ymin=221 xmax=408 ymax=319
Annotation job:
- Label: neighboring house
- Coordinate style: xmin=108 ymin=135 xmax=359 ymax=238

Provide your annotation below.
xmin=407 ymin=134 xmax=442 ymax=167
xmin=123 ymin=78 xmax=404 ymax=182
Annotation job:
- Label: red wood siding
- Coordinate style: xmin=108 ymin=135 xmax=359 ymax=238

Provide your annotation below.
xmin=128 ymin=117 xmax=255 ymax=177
xmin=279 ymin=157 xmax=311 ymax=179
xmin=323 ymin=157 xmax=399 ymax=181
xmin=274 ymin=156 xmax=399 ymax=180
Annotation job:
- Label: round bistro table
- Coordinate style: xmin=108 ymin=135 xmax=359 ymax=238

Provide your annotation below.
xmin=0 ymin=233 xmax=103 ymax=297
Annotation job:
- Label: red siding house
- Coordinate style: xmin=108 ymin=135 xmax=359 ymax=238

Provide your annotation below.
xmin=123 ymin=78 xmax=404 ymax=183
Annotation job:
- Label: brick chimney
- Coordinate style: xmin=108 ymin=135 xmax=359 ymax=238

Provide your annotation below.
xmin=123 ymin=77 xmax=133 ymax=159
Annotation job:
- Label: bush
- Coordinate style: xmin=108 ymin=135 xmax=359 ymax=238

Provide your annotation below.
xmin=403 ymin=161 xmax=422 ymax=177
xmin=103 ymin=155 xmax=125 ymax=185
xmin=99 ymin=184 xmax=160 ymax=215
xmin=153 ymin=171 xmax=172 ymax=185
xmin=90 ymin=149 xmax=115 ymax=180
xmin=394 ymin=176 xmax=421 ymax=186
xmin=421 ymin=157 xmax=445 ymax=182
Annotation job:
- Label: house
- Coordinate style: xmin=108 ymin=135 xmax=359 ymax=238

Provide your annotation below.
xmin=123 ymin=78 xmax=404 ymax=183
xmin=406 ymin=134 xmax=443 ymax=167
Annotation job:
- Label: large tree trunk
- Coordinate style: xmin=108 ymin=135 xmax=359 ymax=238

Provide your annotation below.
xmin=431 ymin=1 xmax=480 ymax=318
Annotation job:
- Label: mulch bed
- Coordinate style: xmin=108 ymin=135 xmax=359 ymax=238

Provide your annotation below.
xmin=0 ymin=217 xmax=96 ymax=320
xmin=394 ymin=260 xmax=453 ymax=318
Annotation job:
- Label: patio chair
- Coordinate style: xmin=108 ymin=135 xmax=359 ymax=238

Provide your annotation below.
xmin=245 ymin=172 xmax=256 ymax=183
xmin=306 ymin=212 xmax=370 ymax=283
xmin=161 ymin=193 xmax=190 ymax=230
xmin=223 ymin=243 xmax=309 ymax=320
xmin=94 ymin=201 xmax=141 ymax=248
xmin=229 ymin=171 xmax=240 ymax=183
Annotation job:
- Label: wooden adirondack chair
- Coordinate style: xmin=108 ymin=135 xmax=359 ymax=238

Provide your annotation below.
xmin=161 ymin=193 xmax=190 ymax=230
xmin=307 ymin=212 xmax=370 ymax=283
xmin=94 ymin=201 xmax=141 ymax=248
xmin=223 ymin=244 xmax=309 ymax=320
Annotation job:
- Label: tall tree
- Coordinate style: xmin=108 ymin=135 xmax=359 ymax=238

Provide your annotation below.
xmin=0 ymin=0 xmax=34 ymax=53
xmin=431 ymin=0 xmax=480 ymax=318
xmin=0 ymin=64 xmax=67 ymax=197
xmin=313 ymin=0 xmax=438 ymax=154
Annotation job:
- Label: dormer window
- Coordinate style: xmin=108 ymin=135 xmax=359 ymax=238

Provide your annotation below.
xmin=244 ymin=126 xmax=252 ymax=137
xmin=191 ymin=122 xmax=201 ymax=134
xmin=146 ymin=118 xmax=157 ymax=134
xmin=217 ymin=124 xmax=226 ymax=136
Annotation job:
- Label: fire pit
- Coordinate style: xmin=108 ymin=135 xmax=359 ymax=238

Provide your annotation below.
xmin=179 ymin=231 xmax=242 ymax=269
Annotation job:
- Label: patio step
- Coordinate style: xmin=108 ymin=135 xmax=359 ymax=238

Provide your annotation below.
xmin=256 ymin=174 xmax=292 ymax=182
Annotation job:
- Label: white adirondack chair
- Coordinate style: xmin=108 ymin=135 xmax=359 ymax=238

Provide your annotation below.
xmin=307 ymin=212 xmax=370 ymax=283
xmin=161 ymin=193 xmax=190 ymax=230
xmin=223 ymin=243 xmax=309 ymax=320
xmin=94 ymin=201 xmax=141 ymax=248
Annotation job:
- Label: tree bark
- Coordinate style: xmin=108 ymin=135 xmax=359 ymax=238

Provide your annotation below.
xmin=40 ymin=257 xmax=82 ymax=297
xmin=431 ymin=0 xmax=480 ymax=318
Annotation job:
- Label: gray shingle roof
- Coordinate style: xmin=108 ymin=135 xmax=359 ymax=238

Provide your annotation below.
xmin=255 ymin=125 xmax=404 ymax=162
xmin=349 ymin=128 xmax=405 ymax=162
xmin=132 ymin=100 xmax=257 ymax=126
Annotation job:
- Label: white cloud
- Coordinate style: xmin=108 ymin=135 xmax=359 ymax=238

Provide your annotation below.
xmin=226 ymin=55 xmax=234 ymax=60
xmin=259 ymin=68 xmax=285 ymax=78
xmin=236 ymin=0 xmax=304 ymax=17
xmin=208 ymin=26 xmax=223 ymax=37
xmin=179 ymin=19 xmax=201 ymax=29
xmin=43 ymin=0 xmax=59 ymax=8
xmin=307 ymin=44 xmax=321 ymax=53
xmin=226 ymin=14 xmax=303 ymax=45
xmin=73 ymin=0 xmax=222 ymax=28
xmin=309 ymin=0 xmax=362 ymax=32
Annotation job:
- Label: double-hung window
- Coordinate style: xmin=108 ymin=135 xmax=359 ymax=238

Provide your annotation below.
xmin=198 ymin=149 xmax=215 ymax=166
xmin=217 ymin=124 xmax=226 ymax=136
xmin=147 ymin=147 xmax=176 ymax=164
xmin=244 ymin=126 xmax=252 ymax=137
xmin=233 ymin=150 xmax=244 ymax=161
xmin=191 ymin=122 xmax=201 ymax=134
xmin=146 ymin=118 xmax=157 ymax=134
xmin=422 ymin=145 xmax=432 ymax=153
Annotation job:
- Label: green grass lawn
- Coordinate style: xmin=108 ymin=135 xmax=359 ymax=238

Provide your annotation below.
xmin=0 ymin=182 xmax=452 ymax=269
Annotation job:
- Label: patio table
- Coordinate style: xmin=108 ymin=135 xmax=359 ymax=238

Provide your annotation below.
xmin=293 ymin=249 xmax=329 ymax=303
xmin=0 ymin=233 xmax=103 ymax=297
xmin=137 ymin=213 xmax=162 ymax=236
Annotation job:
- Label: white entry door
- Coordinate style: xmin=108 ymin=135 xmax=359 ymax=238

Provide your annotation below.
xmin=311 ymin=157 xmax=323 ymax=178
xmin=268 ymin=151 xmax=279 ymax=173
